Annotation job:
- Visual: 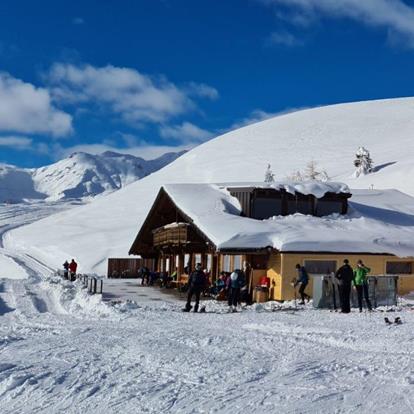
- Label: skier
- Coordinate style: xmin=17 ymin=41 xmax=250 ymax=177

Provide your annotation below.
xmin=69 ymin=259 xmax=78 ymax=282
xmin=353 ymin=260 xmax=372 ymax=312
xmin=62 ymin=260 xmax=69 ymax=280
xmin=335 ymin=259 xmax=354 ymax=313
xmin=183 ymin=263 xmax=206 ymax=312
xmin=294 ymin=264 xmax=310 ymax=304
xmin=228 ymin=269 xmax=246 ymax=311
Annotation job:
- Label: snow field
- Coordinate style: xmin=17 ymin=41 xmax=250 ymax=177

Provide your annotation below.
xmin=1 ymin=277 xmax=414 ymax=413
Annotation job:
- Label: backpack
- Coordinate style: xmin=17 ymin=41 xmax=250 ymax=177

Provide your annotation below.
xmin=230 ymin=272 xmax=238 ymax=281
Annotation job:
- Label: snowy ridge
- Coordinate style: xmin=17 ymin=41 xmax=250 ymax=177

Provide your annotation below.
xmin=0 ymin=150 xmax=185 ymax=202
xmin=6 ymin=97 xmax=414 ymax=273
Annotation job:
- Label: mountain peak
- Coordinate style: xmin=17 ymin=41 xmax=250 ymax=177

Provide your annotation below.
xmin=0 ymin=149 xmax=186 ymax=202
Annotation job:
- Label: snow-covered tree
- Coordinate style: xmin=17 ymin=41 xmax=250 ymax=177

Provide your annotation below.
xmin=264 ymin=164 xmax=275 ymax=183
xmin=287 ymin=170 xmax=304 ymax=182
xmin=286 ymin=161 xmax=329 ymax=182
xmin=353 ymin=147 xmax=373 ymax=177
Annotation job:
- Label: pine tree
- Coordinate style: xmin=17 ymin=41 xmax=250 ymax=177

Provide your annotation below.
xmin=264 ymin=164 xmax=275 ymax=183
xmin=353 ymin=147 xmax=373 ymax=177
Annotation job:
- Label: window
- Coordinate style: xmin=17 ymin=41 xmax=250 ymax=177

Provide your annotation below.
xmin=386 ymin=261 xmax=412 ymax=274
xmin=252 ymin=198 xmax=282 ymax=219
xmin=165 ymin=258 xmax=170 ymax=272
xmin=233 ymin=255 xmax=242 ymax=270
xmin=222 ymin=255 xmax=231 ymax=272
xmin=195 ymin=254 xmax=202 ymax=265
xmin=206 ymin=254 xmax=212 ymax=272
xmin=304 ymin=260 xmax=337 ymax=274
xmin=316 ymin=200 xmax=343 ymax=216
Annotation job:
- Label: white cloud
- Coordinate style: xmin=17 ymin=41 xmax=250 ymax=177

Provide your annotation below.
xmin=0 ymin=135 xmax=32 ymax=149
xmin=46 ymin=63 xmax=218 ymax=125
xmin=159 ymin=122 xmax=213 ymax=143
xmin=261 ymin=0 xmax=414 ymax=47
xmin=185 ymin=82 xmax=219 ymax=100
xmin=0 ymin=135 xmax=51 ymax=154
xmin=0 ymin=72 xmax=73 ymax=137
xmin=267 ymin=31 xmax=303 ymax=46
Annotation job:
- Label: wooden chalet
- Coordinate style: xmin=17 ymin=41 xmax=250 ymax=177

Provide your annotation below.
xmin=128 ymin=182 xmax=414 ymax=301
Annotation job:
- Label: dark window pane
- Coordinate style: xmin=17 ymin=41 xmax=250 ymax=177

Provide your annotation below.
xmin=304 ymin=260 xmax=337 ymax=274
xmin=386 ymin=261 xmax=412 ymax=274
xmin=253 ymin=198 xmax=282 ymax=219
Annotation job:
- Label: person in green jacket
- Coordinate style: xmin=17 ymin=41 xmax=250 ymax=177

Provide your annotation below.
xmin=353 ymin=260 xmax=372 ymax=312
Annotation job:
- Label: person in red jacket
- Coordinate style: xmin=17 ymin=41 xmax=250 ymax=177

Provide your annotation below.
xmin=69 ymin=259 xmax=78 ymax=281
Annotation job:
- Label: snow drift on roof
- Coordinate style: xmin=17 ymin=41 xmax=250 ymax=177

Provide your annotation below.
xmin=225 ymin=181 xmax=350 ymax=198
xmin=163 ymin=183 xmax=414 ymax=256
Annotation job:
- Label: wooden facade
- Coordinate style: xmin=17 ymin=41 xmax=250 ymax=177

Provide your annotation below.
xmin=107 ymin=257 xmax=156 ymax=278
xmin=228 ymin=186 xmax=350 ymax=219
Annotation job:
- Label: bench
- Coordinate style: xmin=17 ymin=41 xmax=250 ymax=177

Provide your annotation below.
xmin=170 ymin=274 xmax=189 ymax=290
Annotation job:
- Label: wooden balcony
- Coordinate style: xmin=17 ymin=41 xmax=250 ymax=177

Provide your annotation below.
xmin=153 ymin=222 xmax=190 ymax=247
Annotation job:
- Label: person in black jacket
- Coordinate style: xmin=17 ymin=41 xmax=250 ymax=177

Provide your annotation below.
xmin=335 ymin=259 xmax=354 ymax=313
xmin=63 ymin=260 xmax=69 ymax=280
xmin=183 ymin=263 xmax=206 ymax=312
xmin=294 ymin=264 xmax=310 ymax=304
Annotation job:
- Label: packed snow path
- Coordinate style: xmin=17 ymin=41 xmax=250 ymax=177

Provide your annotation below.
xmin=0 ymin=201 xmax=78 ymax=279
xmin=102 ymin=279 xmax=185 ymax=304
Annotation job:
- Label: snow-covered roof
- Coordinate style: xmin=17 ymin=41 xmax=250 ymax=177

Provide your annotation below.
xmin=162 ymin=183 xmax=414 ymax=256
xmin=225 ymin=181 xmax=350 ymax=198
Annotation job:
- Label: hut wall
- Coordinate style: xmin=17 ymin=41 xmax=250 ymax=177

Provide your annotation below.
xmin=267 ymin=253 xmax=282 ymax=300
xmin=279 ymin=253 xmax=414 ymax=300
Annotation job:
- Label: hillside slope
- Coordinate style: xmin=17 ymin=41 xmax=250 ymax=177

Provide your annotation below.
xmin=6 ymin=97 xmax=414 ymax=274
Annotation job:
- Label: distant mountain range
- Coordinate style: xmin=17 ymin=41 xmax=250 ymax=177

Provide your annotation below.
xmin=0 ymin=150 xmax=186 ymax=203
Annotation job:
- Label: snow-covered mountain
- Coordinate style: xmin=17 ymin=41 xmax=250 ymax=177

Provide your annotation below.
xmin=0 ymin=150 xmax=186 ymax=202
xmin=6 ymin=97 xmax=414 ymax=273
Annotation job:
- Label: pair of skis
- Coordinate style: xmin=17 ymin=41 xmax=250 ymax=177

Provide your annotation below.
xmin=384 ymin=316 xmax=402 ymax=325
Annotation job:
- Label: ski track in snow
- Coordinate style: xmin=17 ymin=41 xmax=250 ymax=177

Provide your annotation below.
xmin=1 ymin=202 xmax=414 ymax=412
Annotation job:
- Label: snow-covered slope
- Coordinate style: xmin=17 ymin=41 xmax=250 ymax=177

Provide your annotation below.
xmin=6 ymin=97 xmax=414 ymax=273
xmin=0 ymin=150 xmax=185 ymax=202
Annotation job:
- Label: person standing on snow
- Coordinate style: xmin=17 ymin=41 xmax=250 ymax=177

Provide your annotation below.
xmin=69 ymin=259 xmax=78 ymax=282
xmin=228 ymin=269 xmax=245 ymax=312
xmin=353 ymin=260 xmax=372 ymax=312
xmin=183 ymin=263 xmax=206 ymax=312
xmin=335 ymin=259 xmax=354 ymax=313
xmin=294 ymin=264 xmax=310 ymax=304
xmin=62 ymin=260 xmax=69 ymax=280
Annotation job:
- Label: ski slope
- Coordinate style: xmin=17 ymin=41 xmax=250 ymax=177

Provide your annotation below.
xmin=1 ymin=274 xmax=414 ymax=413
xmin=6 ymin=97 xmax=414 ymax=274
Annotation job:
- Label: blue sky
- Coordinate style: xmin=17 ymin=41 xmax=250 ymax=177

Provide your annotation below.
xmin=1 ymin=0 xmax=414 ymax=167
